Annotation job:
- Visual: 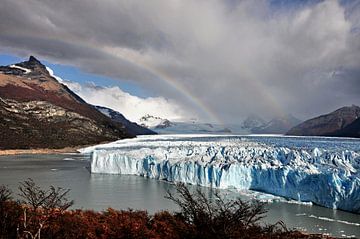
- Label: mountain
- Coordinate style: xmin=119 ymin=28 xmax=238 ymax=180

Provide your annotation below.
xmin=139 ymin=115 xmax=232 ymax=134
xmin=331 ymin=117 xmax=360 ymax=138
xmin=287 ymin=105 xmax=360 ymax=137
xmin=138 ymin=114 xmax=301 ymax=135
xmin=242 ymin=115 xmax=266 ymax=129
xmin=0 ymin=56 xmax=132 ymax=149
xmin=252 ymin=115 xmax=301 ymax=134
xmin=95 ymin=106 xmax=156 ymax=135
xmin=139 ymin=114 xmax=174 ymax=129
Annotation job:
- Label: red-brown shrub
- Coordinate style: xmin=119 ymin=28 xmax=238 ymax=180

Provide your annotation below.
xmin=0 ymin=201 xmax=22 ymax=239
xmin=151 ymin=211 xmax=195 ymax=239
xmin=0 ymin=181 xmax=334 ymax=239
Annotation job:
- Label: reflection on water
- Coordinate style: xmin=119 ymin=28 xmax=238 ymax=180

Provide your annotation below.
xmin=0 ymin=154 xmax=359 ymax=238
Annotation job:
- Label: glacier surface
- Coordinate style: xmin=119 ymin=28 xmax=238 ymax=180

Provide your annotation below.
xmin=81 ymin=135 xmax=360 ymax=213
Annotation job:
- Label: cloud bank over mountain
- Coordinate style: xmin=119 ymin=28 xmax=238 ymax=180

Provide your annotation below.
xmin=1 ymin=0 xmax=359 ymax=122
xmin=46 ymin=67 xmax=189 ymax=122
xmin=66 ymin=81 xmax=190 ymax=123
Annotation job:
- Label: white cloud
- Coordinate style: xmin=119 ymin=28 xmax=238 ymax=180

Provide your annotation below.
xmin=47 ymin=67 xmax=190 ymax=122
xmin=69 ymin=82 xmax=190 ymax=122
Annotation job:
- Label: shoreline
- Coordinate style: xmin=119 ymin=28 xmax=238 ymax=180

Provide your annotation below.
xmin=0 ymin=141 xmax=115 ymax=156
xmin=0 ymin=141 xmax=114 ymax=156
xmin=0 ymin=147 xmax=81 ymax=156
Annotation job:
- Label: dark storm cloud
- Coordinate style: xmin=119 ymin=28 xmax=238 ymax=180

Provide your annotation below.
xmin=0 ymin=0 xmax=359 ymax=122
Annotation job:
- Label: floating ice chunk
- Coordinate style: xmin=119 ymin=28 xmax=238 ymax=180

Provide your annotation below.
xmin=63 ymin=158 xmax=75 ymax=161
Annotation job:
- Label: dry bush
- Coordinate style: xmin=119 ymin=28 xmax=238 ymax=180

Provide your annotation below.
xmin=0 ymin=180 xmax=334 ymax=239
xmin=166 ymin=183 xmax=331 ymax=239
xmin=17 ymin=178 xmax=74 ymax=239
xmin=0 ymin=185 xmax=12 ymax=202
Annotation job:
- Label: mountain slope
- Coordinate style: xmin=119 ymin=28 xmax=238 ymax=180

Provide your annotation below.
xmin=95 ymin=106 xmax=156 ymax=135
xmin=0 ymin=56 xmax=132 ymax=149
xmin=330 ymin=117 xmax=360 ymax=138
xmin=252 ymin=115 xmax=301 ymax=134
xmin=287 ymin=105 xmax=360 ymax=137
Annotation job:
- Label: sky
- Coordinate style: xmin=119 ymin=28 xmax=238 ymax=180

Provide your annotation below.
xmin=0 ymin=0 xmax=359 ymax=123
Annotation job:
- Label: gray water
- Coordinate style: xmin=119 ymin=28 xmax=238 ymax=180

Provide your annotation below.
xmin=0 ymin=154 xmax=359 ymax=238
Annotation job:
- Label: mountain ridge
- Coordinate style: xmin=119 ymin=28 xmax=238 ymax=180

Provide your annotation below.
xmin=95 ymin=106 xmax=156 ymax=135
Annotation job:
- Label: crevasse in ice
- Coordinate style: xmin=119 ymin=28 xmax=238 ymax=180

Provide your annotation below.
xmin=81 ymin=135 xmax=360 ymax=213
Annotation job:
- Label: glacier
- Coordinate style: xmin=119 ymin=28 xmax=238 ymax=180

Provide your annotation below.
xmin=81 ymin=135 xmax=360 ymax=213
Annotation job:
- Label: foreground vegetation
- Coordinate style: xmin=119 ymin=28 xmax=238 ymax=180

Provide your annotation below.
xmin=0 ymin=180 xmax=332 ymax=239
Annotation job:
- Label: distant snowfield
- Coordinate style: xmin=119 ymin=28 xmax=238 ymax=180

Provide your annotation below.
xmin=81 ymin=134 xmax=360 ymax=213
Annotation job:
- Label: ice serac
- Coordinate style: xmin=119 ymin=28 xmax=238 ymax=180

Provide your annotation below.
xmin=85 ymin=135 xmax=360 ymax=213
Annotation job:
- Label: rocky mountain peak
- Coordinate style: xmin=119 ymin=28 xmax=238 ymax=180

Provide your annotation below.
xmin=336 ymin=104 xmax=360 ymax=111
xmin=138 ymin=114 xmax=173 ymax=129
xmin=349 ymin=104 xmax=360 ymax=112
xmin=19 ymin=55 xmax=47 ymax=72
xmin=28 ymin=55 xmax=41 ymax=64
xmin=0 ymin=55 xmax=48 ymax=77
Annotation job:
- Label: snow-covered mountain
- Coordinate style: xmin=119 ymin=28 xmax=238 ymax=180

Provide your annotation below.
xmin=138 ymin=114 xmax=232 ymax=134
xmin=139 ymin=114 xmax=173 ymax=129
xmin=241 ymin=115 xmax=266 ymax=129
xmin=252 ymin=115 xmax=301 ymax=134
xmin=138 ymin=114 xmax=301 ymax=135
xmin=82 ymin=135 xmax=360 ymax=213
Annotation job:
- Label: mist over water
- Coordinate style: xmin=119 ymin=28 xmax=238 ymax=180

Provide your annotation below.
xmin=0 ymin=153 xmax=359 ymax=238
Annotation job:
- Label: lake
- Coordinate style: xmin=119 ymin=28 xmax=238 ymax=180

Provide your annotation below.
xmin=0 ymin=153 xmax=359 ymax=238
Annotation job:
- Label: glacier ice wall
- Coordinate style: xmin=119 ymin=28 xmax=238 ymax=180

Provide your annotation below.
xmin=84 ymin=135 xmax=360 ymax=213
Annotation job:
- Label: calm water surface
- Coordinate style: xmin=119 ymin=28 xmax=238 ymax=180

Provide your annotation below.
xmin=0 ymin=154 xmax=359 ymax=238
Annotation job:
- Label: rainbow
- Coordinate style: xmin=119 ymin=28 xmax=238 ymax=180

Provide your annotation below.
xmin=141 ymin=65 xmax=223 ymax=124
xmin=18 ymin=34 xmax=284 ymax=124
xmin=105 ymin=47 xmax=284 ymax=123
xmin=108 ymin=50 xmax=223 ymax=124
xmin=25 ymin=38 xmax=223 ymax=123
